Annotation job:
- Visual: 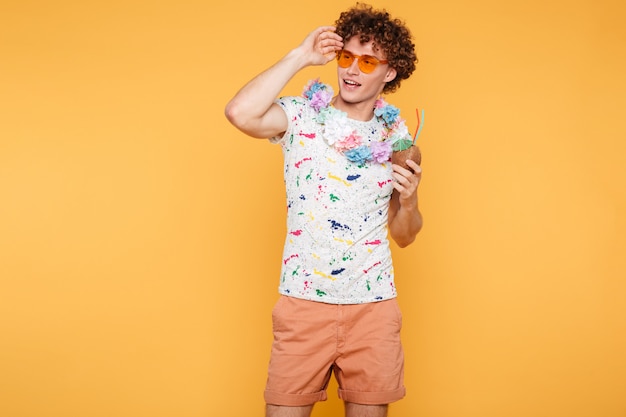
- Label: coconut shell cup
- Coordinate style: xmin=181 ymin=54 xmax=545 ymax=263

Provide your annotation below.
xmin=391 ymin=145 xmax=421 ymax=172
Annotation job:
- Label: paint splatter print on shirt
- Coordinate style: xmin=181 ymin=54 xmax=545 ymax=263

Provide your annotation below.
xmin=269 ymin=90 xmax=399 ymax=304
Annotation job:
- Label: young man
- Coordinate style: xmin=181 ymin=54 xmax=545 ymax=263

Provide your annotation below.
xmin=225 ymin=4 xmax=422 ymax=417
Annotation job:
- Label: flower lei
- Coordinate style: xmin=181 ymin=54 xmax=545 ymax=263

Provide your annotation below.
xmin=302 ymin=79 xmax=413 ymax=165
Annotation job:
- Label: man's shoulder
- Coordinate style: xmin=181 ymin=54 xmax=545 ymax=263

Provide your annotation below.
xmin=276 ymin=95 xmax=308 ymax=109
xmin=276 ymin=95 xmax=317 ymax=124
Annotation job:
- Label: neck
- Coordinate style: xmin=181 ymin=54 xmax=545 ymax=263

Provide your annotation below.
xmin=332 ymin=95 xmax=378 ymax=121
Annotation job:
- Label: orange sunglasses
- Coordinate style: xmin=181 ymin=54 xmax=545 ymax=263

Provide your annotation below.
xmin=336 ymin=50 xmax=389 ymax=74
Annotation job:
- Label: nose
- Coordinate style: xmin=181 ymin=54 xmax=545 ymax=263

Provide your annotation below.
xmin=346 ymin=57 xmax=360 ymax=74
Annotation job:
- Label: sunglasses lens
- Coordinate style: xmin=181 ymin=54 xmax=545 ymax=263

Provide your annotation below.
xmin=337 ymin=51 xmax=353 ymax=68
xmin=359 ymin=56 xmax=378 ymax=73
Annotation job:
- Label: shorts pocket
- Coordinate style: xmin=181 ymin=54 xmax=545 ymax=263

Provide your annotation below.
xmin=391 ymin=298 xmax=403 ymax=329
xmin=271 ymin=296 xmax=288 ymax=332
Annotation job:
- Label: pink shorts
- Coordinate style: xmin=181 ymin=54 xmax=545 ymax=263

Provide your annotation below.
xmin=264 ymin=295 xmax=405 ymax=406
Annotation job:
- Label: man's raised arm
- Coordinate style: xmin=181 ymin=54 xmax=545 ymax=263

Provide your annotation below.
xmin=224 ymin=26 xmax=343 ymax=139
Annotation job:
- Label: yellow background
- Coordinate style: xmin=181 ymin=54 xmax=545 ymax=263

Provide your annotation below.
xmin=1 ymin=0 xmax=625 ymax=416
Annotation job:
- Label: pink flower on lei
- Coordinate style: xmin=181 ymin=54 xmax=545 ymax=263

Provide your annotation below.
xmin=334 ymin=130 xmax=363 ymax=151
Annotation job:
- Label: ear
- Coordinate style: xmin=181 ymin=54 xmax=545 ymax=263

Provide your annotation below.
xmin=384 ymin=67 xmax=397 ymax=83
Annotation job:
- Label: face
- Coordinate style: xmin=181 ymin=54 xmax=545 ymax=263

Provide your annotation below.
xmin=335 ymin=37 xmax=397 ymax=111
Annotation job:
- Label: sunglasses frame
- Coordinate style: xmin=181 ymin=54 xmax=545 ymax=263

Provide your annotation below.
xmin=336 ymin=50 xmax=389 ymax=74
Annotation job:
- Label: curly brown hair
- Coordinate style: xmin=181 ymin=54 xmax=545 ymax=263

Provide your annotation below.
xmin=335 ymin=3 xmax=417 ymax=94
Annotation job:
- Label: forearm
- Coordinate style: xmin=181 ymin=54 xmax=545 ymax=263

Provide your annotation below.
xmin=388 ymin=197 xmax=423 ymax=248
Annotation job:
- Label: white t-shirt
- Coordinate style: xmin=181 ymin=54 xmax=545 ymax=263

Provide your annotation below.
xmin=270 ymin=95 xmax=398 ymax=304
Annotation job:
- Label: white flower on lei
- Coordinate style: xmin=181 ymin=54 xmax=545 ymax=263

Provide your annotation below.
xmin=322 ymin=108 xmax=355 ymax=147
xmin=387 ymin=121 xmax=410 ymax=144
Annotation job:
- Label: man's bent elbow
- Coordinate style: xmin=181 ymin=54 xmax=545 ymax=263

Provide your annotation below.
xmin=224 ymin=100 xmax=243 ymax=127
xmin=224 ymin=101 xmax=258 ymax=137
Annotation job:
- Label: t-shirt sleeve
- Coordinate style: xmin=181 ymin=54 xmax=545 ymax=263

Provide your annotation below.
xmin=268 ymin=96 xmax=290 ymax=145
xmin=269 ymin=96 xmax=307 ymax=145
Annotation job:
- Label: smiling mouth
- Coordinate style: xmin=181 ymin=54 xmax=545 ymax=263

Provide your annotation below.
xmin=343 ymin=79 xmax=361 ymax=87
